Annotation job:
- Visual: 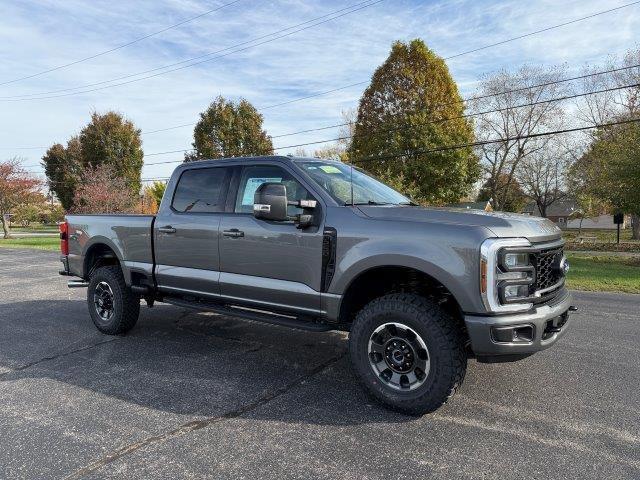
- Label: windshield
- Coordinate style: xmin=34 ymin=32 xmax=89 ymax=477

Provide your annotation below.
xmin=297 ymin=160 xmax=411 ymax=205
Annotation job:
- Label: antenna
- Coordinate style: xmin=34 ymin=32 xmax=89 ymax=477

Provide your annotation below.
xmin=350 ymin=162 xmax=354 ymax=206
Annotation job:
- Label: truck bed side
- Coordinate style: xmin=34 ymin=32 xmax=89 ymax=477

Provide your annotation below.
xmin=65 ymin=214 xmax=156 ymax=285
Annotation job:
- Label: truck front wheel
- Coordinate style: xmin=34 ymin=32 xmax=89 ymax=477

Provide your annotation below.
xmin=87 ymin=265 xmax=140 ymax=335
xmin=349 ymin=293 xmax=467 ymax=415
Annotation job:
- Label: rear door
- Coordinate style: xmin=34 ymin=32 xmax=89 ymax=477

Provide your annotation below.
xmin=154 ymin=165 xmax=232 ymax=297
xmin=218 ymin=163 xmax=325 ymax=314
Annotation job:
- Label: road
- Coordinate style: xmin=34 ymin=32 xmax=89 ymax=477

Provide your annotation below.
xmin=1 ymin=248 xmax=639 ymax=480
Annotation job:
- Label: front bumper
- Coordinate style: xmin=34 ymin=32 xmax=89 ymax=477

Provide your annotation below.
xmin=464 ymin=289 xmax=574 ymax=358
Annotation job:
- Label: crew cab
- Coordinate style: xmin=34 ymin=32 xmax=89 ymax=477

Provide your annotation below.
xmin=60 ymin=156 xmax=575 ymax=414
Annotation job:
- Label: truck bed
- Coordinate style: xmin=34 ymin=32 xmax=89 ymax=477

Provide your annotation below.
xmin=65 ymin=214 xmax=156 ymax=280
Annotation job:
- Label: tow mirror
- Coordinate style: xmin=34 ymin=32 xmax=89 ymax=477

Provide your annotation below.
xmin=293 ymin=199 xmax=317 ymax=228
xmin=254 ymin=183 xmax=288 ymax=221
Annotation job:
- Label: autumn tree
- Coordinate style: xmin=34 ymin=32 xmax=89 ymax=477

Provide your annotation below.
xmin=137 ymin=189 xmax=158 ymax=214
xmin=12 ymin=201 xmax=44 ymax=227
xmin=186 ymin=96 xmax=273 ymax=161
xmin=0 ymin=158 xmax=41 ymax=238
xmin=145 ymin=181 xmax=167 ymax=207
xmin=41 ymin=202 xmax=65 ymax=225
xmin=471 ymin=65 xmax=570 ymax=212
xmin=79 ymin=111 xmax=144 ymax=194
xmin=42 ymin=111 xmax=143 ymax=209
xmin=571 ymin=121 xmax=640 ymax=239
xmin=42 ymin=138 xmax=80 ymax=210
xmin=477 ymin=174 xmax=527 ymax=212
xmin=348 ymin=39 xmax=478 ymax=204
xmin=574 ymin=49 xmax=640 ymax=237
xmin=72 ymin=164 xmax=137 ymax=214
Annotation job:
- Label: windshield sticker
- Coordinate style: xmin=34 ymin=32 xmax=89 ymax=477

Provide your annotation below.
xmin=319 ymin=165 xmax=341 ymax=174
xmin=241 ymin=177 xmax=282 ymax=205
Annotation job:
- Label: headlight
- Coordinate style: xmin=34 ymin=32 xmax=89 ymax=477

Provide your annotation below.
xmin=503 ymin=252 xmax=529 ymax=269
xmin=480 ymin=238 xmax=534 ymax=313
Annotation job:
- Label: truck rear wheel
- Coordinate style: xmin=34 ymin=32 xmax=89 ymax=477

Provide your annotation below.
xmin=349 ymin=293 xmax=467 ymax=415
xmin=87 ymin=265 xmax=140 ymax=335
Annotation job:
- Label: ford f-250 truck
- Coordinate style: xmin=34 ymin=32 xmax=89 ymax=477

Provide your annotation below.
xmin=59 ymin=155 xmax=575 ymax=414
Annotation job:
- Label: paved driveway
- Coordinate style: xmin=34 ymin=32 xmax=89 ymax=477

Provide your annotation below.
xmin=1 ymin=249 xmax=639 ymax=479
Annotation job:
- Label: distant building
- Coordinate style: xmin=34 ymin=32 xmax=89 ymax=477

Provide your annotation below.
xmin=522 ymin=199 xmax=628 ymax=229
xmin=448 ymin=200 xmax=493 ymax=212
xmin=566 ymin=214 xmax=628 ymax=230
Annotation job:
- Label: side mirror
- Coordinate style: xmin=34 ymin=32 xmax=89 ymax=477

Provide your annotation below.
xmin=253 ymin=183 xmax=288 ymax=221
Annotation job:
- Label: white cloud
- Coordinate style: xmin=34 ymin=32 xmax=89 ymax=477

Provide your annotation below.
xmin=0 ymin=0 xmax=639 ymax=181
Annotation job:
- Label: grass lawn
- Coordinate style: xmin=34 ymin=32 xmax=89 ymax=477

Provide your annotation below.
xmin=0 ymin=237 xmax=59 ymax=251
xmin=566 ymin=254 xmax=640 ymax=294
xmin=9 ymin=224 xmax=59 ymax=234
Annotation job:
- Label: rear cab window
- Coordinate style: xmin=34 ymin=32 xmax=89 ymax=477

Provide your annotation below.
xmin=172 ymin=167 xmax=231 ymax=213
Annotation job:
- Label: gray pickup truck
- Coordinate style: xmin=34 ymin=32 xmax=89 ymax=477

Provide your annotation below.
xmin=60 ymin=155 xmax=575 ymax=414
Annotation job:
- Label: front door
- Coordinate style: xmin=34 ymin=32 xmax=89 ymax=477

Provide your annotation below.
xmin=154 ymin=165 xmax=232 ymax=297
xmin=218 ymin=163 xmax=324 ymax=315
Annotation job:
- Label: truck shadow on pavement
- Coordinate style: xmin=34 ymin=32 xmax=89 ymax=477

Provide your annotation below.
xmin=0 ymin=299 xmax=421 ymax=425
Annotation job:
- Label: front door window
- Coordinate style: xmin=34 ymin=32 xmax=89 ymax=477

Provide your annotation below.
xmin=235 ymin=165 xmax=313 ymax=216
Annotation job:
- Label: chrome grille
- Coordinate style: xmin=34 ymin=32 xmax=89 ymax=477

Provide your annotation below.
xmin=534 ymin=247 xmax=563 ymax=291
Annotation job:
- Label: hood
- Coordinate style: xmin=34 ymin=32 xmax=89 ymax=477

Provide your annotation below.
xmin=357 ymin=205 xmax=562 ymax=243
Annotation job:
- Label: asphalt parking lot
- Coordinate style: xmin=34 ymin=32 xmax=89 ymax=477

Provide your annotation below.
xmin=1 ymin=248 xmax=639 ymax=480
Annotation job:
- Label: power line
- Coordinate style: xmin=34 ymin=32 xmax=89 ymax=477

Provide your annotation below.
xmin=11 ymin=58 xmax=639 ymax=160
xmin=3 ymin=0 xmax=636 ymax=102
xmin=137 ymin=81 xmax=639 ymax=158
xmin=270 ymin=82 xmax=640 ymax=151
xmin=43 ymin=177 xmax=172 ymax=185
xmin=8 ymin=2 xmax=640 ymax=157
xmin=35 ymin=117 xmax=640 ymax=183
xmin=265 ymin=62 xmax=640 ymax=141
xmin=445 ymin=1 xmax=640 ymax=60
xmin=352 ymin=117 xmax=640 ymax=165
xmin=66 ymin=81 xmax=640 ymax=161
xmin=133 ymin=1 xmax=640 ymax=137
xmin=141 ymin=80 xmax=369 ymax=136
xmin=0 ymin=146 xmax=49 ymax=150
xmin=0 ymin=1 xmax=243 ymax=87
xmin=19 ymin=69 xmax=640 ymax=168
xmin=11 ymin=2 xmax=640 ymax=162
xmin=0 ymin=0 xmax=384 ymax=101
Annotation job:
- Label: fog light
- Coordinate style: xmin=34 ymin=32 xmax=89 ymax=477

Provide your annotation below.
xmin=504 ymin=284 xmax=529 ymax=299
xmin=491 ymin=325 xmax=534 ymax=343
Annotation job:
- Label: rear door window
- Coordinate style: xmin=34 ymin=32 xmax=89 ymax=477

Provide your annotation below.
xmin=172 ymin=167 xmax=231 ymax=213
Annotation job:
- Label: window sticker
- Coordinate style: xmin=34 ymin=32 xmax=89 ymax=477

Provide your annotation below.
xmin=241 ymin=177 xmax=282 ymax=205
xmin=319 ymin=165 xmax=341 ymax=174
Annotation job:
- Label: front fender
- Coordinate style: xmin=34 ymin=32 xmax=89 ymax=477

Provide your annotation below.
xmin=329 ymin=227 xmax=490 ymax=314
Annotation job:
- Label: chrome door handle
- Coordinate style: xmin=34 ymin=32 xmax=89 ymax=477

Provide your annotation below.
xmin=158 ymin=226 xmax=176 ymax=234
xmin=222 ymin=229 xmax=244 ymax=238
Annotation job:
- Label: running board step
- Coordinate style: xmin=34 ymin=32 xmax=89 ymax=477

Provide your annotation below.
xmin=162 ymin=297 xmax=332 ymax=332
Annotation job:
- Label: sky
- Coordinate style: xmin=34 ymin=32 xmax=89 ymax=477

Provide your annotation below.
xmin=1 ymin=0 xmax=639 ymax=183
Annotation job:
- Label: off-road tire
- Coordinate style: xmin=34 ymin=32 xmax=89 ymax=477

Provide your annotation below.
xmin=349 ymin=293 xmax=467 ymax=415
xmin=87 ymin=265 xmax=140 ymax=335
